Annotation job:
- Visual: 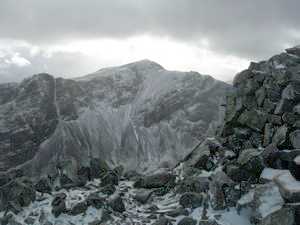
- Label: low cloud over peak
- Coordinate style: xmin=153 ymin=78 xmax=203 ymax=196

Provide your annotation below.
xmin=0 ymin=0 xmax=299 ymax=82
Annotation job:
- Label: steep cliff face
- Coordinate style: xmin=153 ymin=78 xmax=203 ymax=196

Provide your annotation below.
xmin=0 ymin=60 xmax=229 ymax=177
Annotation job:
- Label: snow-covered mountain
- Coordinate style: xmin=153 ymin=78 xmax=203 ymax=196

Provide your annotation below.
xmin=0 ymin=60 xmax=229 ymax=178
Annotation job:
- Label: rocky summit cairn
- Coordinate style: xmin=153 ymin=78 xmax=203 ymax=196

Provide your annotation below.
xmin=0 ymin=48 xmax=300 ymax=225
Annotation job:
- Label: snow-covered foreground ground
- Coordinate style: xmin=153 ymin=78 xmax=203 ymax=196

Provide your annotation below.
xmin=0 ymin=179 xmax=251 ymax=225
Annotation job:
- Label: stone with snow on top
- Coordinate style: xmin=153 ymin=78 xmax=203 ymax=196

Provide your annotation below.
xmin=278 ymin=149 xmax=300 ymax=162
xmin=237 ymin=189 xmax=254 ymax=213
xmin=260 ymin=168 xmax=289 ymax=183
xmin=274 ymin=171 xmax=300 ymax=202
xmin=248 ymin=182 xmax=293 ymax=225
xmin=286 ymin=46 xmax=300 ymax=56
xmin=294 ymin=155 xmax=300 ymax=166
xmin=209 ymin=171 xmax=235 ymax=210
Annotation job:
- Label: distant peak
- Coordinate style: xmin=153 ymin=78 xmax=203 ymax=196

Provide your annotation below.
xmin=95 ymin=59 xmax=164 ymax=74
xmin=285 ymin=45 xmax=300 ymax=56
xmin=123 ymin=59 xmax=164 ymax=69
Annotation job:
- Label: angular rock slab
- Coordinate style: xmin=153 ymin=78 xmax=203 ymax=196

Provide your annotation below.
xmin=260 ymin=168 xmax=290 ymax=183
xmin=290 ymin=130 xmax=300 ymax=149
xmin=274 ymin=171 xmax=300 ymax=203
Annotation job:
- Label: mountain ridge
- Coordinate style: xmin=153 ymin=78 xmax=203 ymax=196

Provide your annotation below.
xmin=0 ymin=60 xmax=230 ymax=180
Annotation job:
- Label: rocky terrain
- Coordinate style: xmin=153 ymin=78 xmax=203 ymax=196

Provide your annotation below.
xmin=0 ymin=46 xmax=300 ymax=225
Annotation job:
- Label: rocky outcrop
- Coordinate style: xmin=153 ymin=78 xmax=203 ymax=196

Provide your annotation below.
xmin=218 ymin=46 xmax=300 ymax=224
xmin=221 ymin=46 xmax=300 ymax=179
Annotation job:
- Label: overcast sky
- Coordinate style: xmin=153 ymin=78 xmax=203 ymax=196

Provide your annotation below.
xmin=0 ymin=0 xmax=299 ymax=83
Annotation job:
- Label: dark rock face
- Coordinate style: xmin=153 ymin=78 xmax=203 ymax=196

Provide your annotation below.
xmin=69 ymin=201 xmax=88 ymax=215
xmin=177 ymin=217 xmax=197 ymax=225
xmin=133 ymin=189 xmax=154 ymax=204
xmin=134 ymin=173 xmax=176 ymax=189
xmin=0 ymin=74 xmax=58 ymax=173
xmin=100 ymin=183 xmax=116 ymax=195
xmin=100 ymin=171 xmax=119 ymax=187
xmin=34 ymin=177 xmax=52 ymax=194
xmin=51 ymin=193 xmax=67 ymax=217
xmin=0 ymin=178 xmax=36 ymax=212
xmin=86 ymin=193 xmax=105 ymax=209
xmin=108 ymin=195 xmax=125 ymax=213
xmin=176 ymin=176 xmax=209 ymax=193
xmin=152 ymin=216 xmax=172 ymax=225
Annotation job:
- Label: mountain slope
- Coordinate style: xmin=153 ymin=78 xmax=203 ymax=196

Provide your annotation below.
xmin=0 ymin=60 xmax=230 ymax=178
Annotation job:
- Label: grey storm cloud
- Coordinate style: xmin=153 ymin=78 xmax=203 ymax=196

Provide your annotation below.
xmin=0 ymin=0 xmax=300 ymax=59
xmin=0 ymin=48 xmax=99 ymax=83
